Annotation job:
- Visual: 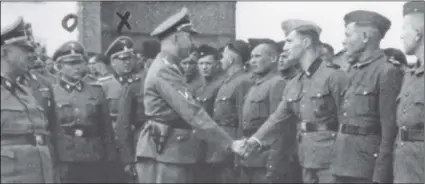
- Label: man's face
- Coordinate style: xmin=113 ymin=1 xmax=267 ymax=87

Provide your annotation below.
xmin=3 ymin=44 xmax=37 ymax=74
xmin=59 ymin=59 xmax=86 ymax=81
xmin=321 ymin=46 xmax=334 ymax=63
xmin=401 ymin=15 xmax=422 ymax=55
xmin=220 ymin=46 xmax=235 ymax=71
xmin=249 ymin=45 xmax=275 ymax=75
xmin=111 ymin=53 xmax=137 ymax=75
xmin=180 ymin=51 xmax=199 ymax=77
xmin=278 ymin=52 xmax=291 ymax=71
xmin=198 ymin=55 xmax=219 ymax=77
xmin=176 ymin=32 xmax=195 ymax=59
xmin=342 ymin=23 xmax=366 ymax=57
xmin=283 ymin=31 xmax=305 ymax=66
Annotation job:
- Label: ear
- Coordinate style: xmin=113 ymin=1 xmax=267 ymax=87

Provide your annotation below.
xmin=301 ymin=36 xmax=312 ymax=49
xmin=54 ymin=63 xmax=61 ymax=71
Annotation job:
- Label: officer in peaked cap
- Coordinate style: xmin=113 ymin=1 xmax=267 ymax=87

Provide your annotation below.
xmin=135 ymin=7 xmax=236 ymax=183
xmin=51 ymin=41 xmax=117 ymax=183
xmin=101 ymin=36 xmax=147 ymax=183
xmin=331 ymin=10 xmax=403 ymax=183
xmin=1 ymin=16 xmax=58 ymax=183
xmin=393 ymin=1 xmax=424 ymax=183
xmin=237 ymin=18 xmax=346 ymax=184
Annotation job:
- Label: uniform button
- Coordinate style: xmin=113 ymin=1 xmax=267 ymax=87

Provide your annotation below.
xmin=331 ymin=133 xmax=336 ymax=137
xmin=373 ymin=153 xmax=378 ymax=158
xmin=268 ymin=165 xmax=273 ymax=169
xmin=302 ymin=133 xmax=306 ymax=136
xmin=363 ymin=91 xmax=367 ymax=95
xmin=177 ymin=136 xmax=183 ymax=141
xmin=400 ymin=142 xmax=404 ymax=146
xmin=214 ymin=108 xmax=217 ymax=112
xmin=74 ymin=108 xmax=80 ymax=112
xmin=192 ymin=130 xmax=196 ymax=134
xmin=317 ymin=93 xmax=321 ymax=97
xmin=343 ymin=112 xmax=347 ymax=116
xmin=301 ymin=105 xmax=305 ymax=108
xmin=115 ymin=136 xmax=119 ymax=140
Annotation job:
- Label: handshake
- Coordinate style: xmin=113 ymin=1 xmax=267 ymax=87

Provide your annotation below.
xmin=229 ymin=137 xmax=262 ymax=157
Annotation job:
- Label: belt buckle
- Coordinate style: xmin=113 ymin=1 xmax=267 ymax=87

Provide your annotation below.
xmin=74 ymin=129 xmax=84 ymax=137
xmin=34 ymin=134 xmax=45 ymax=145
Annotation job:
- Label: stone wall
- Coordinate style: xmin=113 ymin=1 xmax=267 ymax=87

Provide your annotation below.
xmin=78 ymin=1 xmax=236 ymax=53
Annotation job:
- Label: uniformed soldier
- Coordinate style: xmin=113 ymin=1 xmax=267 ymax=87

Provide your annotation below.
xmin=193 ymin=44 xmax=226 ymax=183
xmin=135 ymin=7 xmax=236 ymax=183
xmin=393 ymin=1 xmax=424 ymax=183
xmin=321 ymin=42 xmax=341 ymax=69
xmin=1 ymin=16 xmax=57 ymax=183
xmin=235 ymin=19 xmax=347 ymax=184
xmin=238 ymin=41 xmax=289 ymax=183
xmin=101 ymin=36 xmax=147 ymax=183
xmin=208 ymin=39 xmax=252 ymax=183
xmin=266 ymin=44 xmax=303 ymax=183
xmin=330 ymin=10 xmax=403 ymax=183
xmin=51 ymin=41 xmax=117 ymax=183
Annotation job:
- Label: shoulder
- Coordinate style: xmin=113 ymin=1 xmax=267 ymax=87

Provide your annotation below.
xmin=377 ymin=56 xmax=403 ymax=76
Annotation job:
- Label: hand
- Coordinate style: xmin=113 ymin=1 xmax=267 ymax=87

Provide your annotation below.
xmin=231 ymin=139 xmax=247 ymax=156
xmin=124 ymin=164 xmax=136 ymax=177
xmin=241 ymin=137 xmax=261 ymax=158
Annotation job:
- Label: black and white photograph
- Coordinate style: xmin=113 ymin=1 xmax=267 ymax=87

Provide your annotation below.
xmin=1 ymin=1 xmax=424 ymax=183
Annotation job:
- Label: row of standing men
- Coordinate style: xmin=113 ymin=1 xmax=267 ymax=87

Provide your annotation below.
xmin=1 ymin=1 xmax=424 ymax=183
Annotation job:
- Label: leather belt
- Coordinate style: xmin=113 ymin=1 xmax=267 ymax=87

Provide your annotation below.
xmin=1 ymin=134 xmax=47 ymax=146
xmin=298 ymin=122 xmax=338 ymax=132
xmin=340 ymin=124 xmax=381 ymax=136
xmin=400 ymin=126 xmax=424 ymax=142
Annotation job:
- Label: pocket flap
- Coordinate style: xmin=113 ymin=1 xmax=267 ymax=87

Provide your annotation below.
xmin=354 ymin=86 xmax=377 ymax=96
xmin=250 ymin=91 xmax=268 ymax=102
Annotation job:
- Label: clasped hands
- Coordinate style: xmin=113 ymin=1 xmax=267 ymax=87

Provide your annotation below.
xmin=230 ymin=137 xmax=261 ymax=158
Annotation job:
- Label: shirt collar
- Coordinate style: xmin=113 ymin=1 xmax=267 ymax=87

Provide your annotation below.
xmin=351 ymin=50 xmax=385 ymax=69
xmin=303 ymin=57 xmax=322 ymax=77
xmin=60 ymin=78 xmax=83 ymax=92
xmin=252 ymin=70 xmax=277 ymax=85
xmin=1 ymin=75 xmax=27 ymax=95
xmin=114 ymin=73 xmax=139 ymax=85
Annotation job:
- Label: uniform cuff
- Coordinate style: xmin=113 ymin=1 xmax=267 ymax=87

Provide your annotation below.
xmin=251 ymin=137 xmax=263 ymax=148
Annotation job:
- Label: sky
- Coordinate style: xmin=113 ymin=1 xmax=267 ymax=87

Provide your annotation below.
xmin=1 ymin=1 xmax=414 ymax=62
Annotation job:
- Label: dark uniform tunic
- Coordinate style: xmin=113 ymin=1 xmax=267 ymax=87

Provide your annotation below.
xmin=53 ymin=78 xmax=117 ymax=183
xmin=251 ymin=58 xmax=347 ymax=183
xmin=266 ymin=67 xmax=302 ymax=183
xmin=135 ymin=52 xmax=233 ymax=183
xmin=331 ymin=50 xmax=403 ymax=183
xmin=393 ymin=65 xmax=424 ymax=183
xmin=239 ymin=71 xmax=287 ymax=183
xmin=100 ymin=72 xmax=146 ymax=182
xmin=1 ymin=75 xmax=56 ymax=183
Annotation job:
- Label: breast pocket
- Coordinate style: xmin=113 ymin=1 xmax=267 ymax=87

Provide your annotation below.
xmin=249 ymin=92 xmax=269 ymax=119
xmin=286 ymin=89 xmax=302 ymax=116
xmin=56 ymin=102 xmax=74 ymax=124
xmin=353 ymin=86 xmax=378 ymax=116
xmin=107 ymin=98 xmax=119 ymax=116
xmin=216 ymin=96 xmax=234 ymax=114
xmin=85 ymin=98 xmax=100 ymax=119
xmin=309 ymin=89 xmax=334 ymax=118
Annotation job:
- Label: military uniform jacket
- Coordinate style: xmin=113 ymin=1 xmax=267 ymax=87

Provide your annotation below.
xmin=331 ymin=50 xmax=403 ymax=182
xmin=101 ymin=72 xmax=146 ymax=164
xmin=240 ymin=71 xmax=287 ymax=168
xmin=393 ymin=65 xmax=424 ymax=183
xmin=266 ymin=68 xmax=300 ymax=181
xmin=194 ymin=74 xmax=225 ymax=116
xmin=252 ymin=58 xmax=347 ymax=169
xmin=52 ymin=78 xmax=117 ymax=162
xmin=204 ymin=71 xmax=250 ymax=163
xmin=136 ymin=52 xmax=233 ymax=164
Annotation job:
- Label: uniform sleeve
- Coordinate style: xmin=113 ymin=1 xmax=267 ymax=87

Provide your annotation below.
xmin=328 ymin=70 xmax=348 ymax=121
xmin=372 ymin=66 xmax=403 ymax=183
xmin=156 ymin=78 xmax=233 ymax=149
xmin=269 ymin=79 xmax=286 ymax=111
xmin=97 ymin=85 xmax=118 ymax=161
xmin=135 ymin=80 xmax=147 ymax=129
xmin=252 ymin=90 xmax=294 ymax=146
